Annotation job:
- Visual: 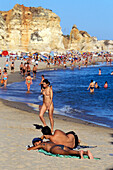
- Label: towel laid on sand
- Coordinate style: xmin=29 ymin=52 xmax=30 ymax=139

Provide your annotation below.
xmin=38 ymin=149 xmax=100 ymax=160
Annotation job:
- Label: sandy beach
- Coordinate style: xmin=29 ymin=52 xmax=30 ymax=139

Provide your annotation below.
xmin=0 ymin=57 xmax=113 ymax=170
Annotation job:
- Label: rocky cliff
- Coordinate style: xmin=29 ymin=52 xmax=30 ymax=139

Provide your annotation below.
xmin=0 ymin=4 xmax=113 ymax=52
xmin=63 ymin=24 xmax=113 ymax=52
xmin=0 ymin=4 xmax=64 ymax=52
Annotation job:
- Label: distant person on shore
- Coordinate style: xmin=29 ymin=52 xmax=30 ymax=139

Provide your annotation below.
xmin=10 ymin=62 xmax=14 ymax=73
xmin=20 ymin=62 xmax=23 ymax=75
xmin=26 ymin=63 xmax=31 ymax=73
xmin=39 ymin=79 xmax=54 ymax=133
xmin=0 ymin=67 xmax=1 ymax=79
xmin=26 ymin=72 xmax=32 ymax=93
xmin=104 ymin=81 xmax=108 ymax=89
xmin=27 ymin=138 xmax=94 ymax=159
xmin=87 ymin=80 xmax=95 ymax=93
xmin=95 ymin=82 xmax=99 ymax=89
xmin=33 ymin=65 xmax=37 ymax=79
xmin=22 ymin=63 xmax=26 ymax=79
xmin=2 ymin=69 xmax=8 ymax=88
xmin=39 ymin=75 xmax=45 ymax=89
xmin=5 ymin=59 xmax=9 ymax=70
xmin=98 ymin=68 xmax=101 ymax=75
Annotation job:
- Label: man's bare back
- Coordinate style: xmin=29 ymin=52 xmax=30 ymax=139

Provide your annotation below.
xmin=41 ymin=127 xmax=79 ymax=149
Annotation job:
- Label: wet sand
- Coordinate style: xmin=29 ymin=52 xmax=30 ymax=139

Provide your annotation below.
xmin=0 ymin=57 xmax=113 ymax=170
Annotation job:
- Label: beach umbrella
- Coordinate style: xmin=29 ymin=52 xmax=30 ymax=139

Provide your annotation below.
xmin=2 ymin=50 xmax=9 ymax=56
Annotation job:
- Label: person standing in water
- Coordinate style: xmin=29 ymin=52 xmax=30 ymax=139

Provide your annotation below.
xmin=39 ymin=79 xmax=54 ymax=133
xmin=104 ymin=81 xmax=108 ymax=89
xmin=87 ymin=80 xmax=95 ymax=93
xmin=95 ymin=82 xmax=99 ymax=89
xmin=98 ymin=68 xmax=101 ymax=75
xmin=25 ymin=72 xmax=32 ymax=93
xmin=33 ymin=65 xmax=37 ymax=79
xmin=39 ymin=75 xmax=45 ymax=90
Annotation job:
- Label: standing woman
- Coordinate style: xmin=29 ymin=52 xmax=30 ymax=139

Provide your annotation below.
xmin=10 ymin=62 xmax=15 ymax=73
xmin=87 ymin=80 xmax=95 ymax=93
xmin=2 ymin=69 xmax=8 ymax=88
xmin=26 ymin=72 xmax=32 ymax=93
xmin=39 ymin=79 xmax=54 ymax=133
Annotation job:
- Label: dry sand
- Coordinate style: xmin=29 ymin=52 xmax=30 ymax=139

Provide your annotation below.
xmin=0 ymin=57 xmax=113 ymax=170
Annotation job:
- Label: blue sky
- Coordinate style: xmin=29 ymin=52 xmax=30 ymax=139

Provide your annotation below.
xmin=0 ymin=0 xmax=113 ymax=40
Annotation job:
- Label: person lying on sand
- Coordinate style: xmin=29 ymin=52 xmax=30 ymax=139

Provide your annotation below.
xmin=27 ymin=138 xmax=93 ymax=159
xmin=34 ymin=125 xmax=80 ymax=149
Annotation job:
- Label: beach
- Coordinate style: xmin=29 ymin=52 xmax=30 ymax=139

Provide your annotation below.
xmin=0 ymin=57 xmax=113 ymax=170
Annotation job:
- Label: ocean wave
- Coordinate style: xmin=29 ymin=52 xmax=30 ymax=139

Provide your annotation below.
xmin=38 ymin=95 xmax=43 ymax=101
xmin=59 ymin=105 xmax=82 ymax=114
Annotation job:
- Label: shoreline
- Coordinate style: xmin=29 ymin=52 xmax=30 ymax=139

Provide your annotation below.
xmin=0 ymin=58 xmax=113 ymax=169
xmin=0 ymin=67 xmax=112 ymax=130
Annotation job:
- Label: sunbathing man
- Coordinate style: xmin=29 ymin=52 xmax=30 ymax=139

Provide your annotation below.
xmin=34 ymin=125 xmax=79 ymax=149
xmin=27 ymin=138 xmax=93 ymax=159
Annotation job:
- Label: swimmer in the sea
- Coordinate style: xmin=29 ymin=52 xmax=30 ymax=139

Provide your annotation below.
xmin=104 ymin=81 xmax=108 ymax=89
xmin=95 ymin=82 xmax=99 ymax=89
xmin=98 ymin=68 xmax=101 ymax=75
xmin=87 ymin=80 xmax=95 ymax=93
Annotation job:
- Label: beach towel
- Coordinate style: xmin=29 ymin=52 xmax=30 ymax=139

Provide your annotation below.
xmin=38 ymin=149 xmax=100 ymax=160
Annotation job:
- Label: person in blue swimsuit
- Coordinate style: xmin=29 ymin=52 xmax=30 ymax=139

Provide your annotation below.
xmin=2 ymin=69 xmax=8 ymax=87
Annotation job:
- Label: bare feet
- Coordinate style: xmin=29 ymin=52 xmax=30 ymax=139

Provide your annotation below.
xmin=88 ymin=150 xmax=94 ymax=159
xmin=80 ymin=150 xmax=84 ymax=159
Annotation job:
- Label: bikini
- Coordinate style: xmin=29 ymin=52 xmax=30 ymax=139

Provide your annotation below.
xmin=90 ymin=86 xmax=94 ymax=89
xmin=51 ymin=144 xmax=73 ymax=150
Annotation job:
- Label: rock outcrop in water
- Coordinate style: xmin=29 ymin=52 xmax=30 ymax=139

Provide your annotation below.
xmin=0 ymin=4 xmax=113 ymax=52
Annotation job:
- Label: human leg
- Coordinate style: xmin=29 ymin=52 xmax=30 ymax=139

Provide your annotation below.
xmin=50 ymin=146 xmax=93 ymax=159
xmin=39 ymin=104 xmax=47 ymax=126
xmin=27 ymin=84 xmax=30 ymax=92
xmin=48 ymin=103 xmax=54 ymax=133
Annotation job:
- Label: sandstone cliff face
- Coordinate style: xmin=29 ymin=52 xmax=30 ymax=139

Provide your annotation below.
xmin=0 ymin=4 xmax=113 ymax=52
xmin=64 ymin=24 xmax=103 ymax=52
xmin=0 ymin=4 xmax=64 ymax=52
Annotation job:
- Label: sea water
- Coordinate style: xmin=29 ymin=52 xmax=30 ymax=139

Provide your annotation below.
xmin=0 ymin=63 xmax=113 ymax=128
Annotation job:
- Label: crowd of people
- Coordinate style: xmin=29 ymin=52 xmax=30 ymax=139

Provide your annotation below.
xmin=0 ymin=51 xmax=113 ymax=159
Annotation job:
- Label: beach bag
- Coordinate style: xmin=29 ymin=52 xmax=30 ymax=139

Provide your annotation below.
xmin=1 ymin=79 xmax=3 ymax=84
